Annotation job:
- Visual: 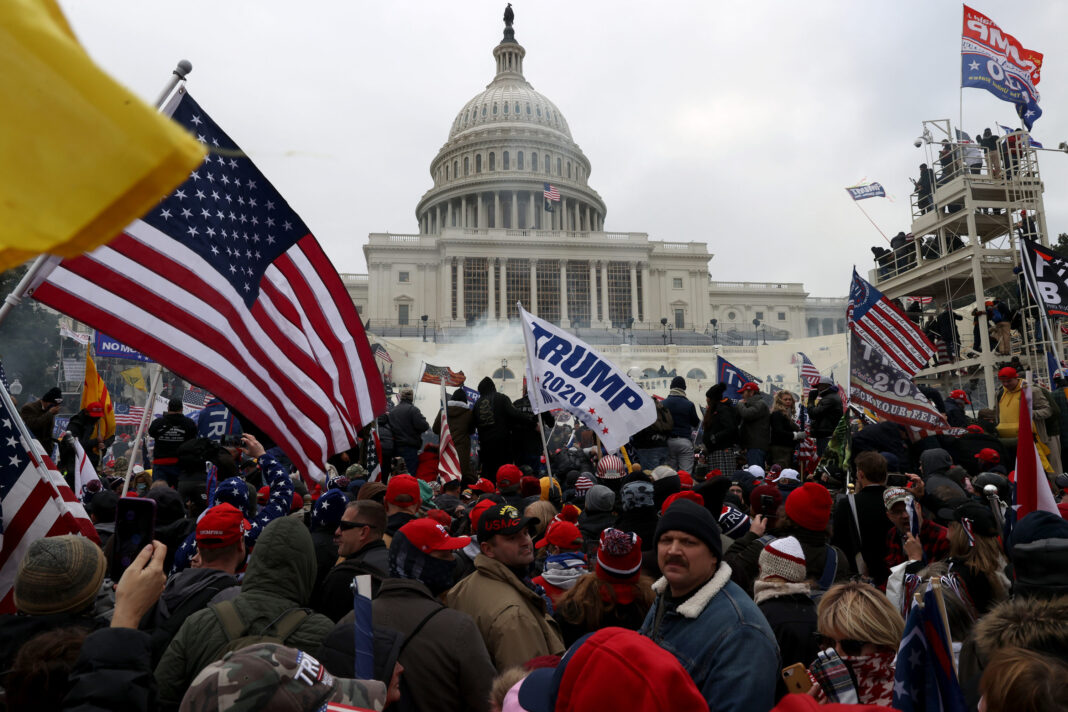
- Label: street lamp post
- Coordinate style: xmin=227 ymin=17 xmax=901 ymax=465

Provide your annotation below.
xmin=500 ymin=358 xmax=508 ymax=388
xmin=752 ymin=318 xmax=761 ymax=347
xmin=660 ymin=317 xmax=668 ymax=345
xmin=761 ymin=325 xmax=767 ymax=345
xmin=709 ymin=318 xmax=718 ymax=345
xmin=667 ymin=324 xmax=674 ymax=345
xmin=420 ymin=314 xmax=428 ymax=342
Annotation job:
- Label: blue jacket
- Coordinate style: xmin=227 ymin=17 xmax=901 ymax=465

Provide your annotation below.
xmin=663 ymin=391 xmax=699 ymax=440
xmin=639 ymin=563 xmax=780 ymax=712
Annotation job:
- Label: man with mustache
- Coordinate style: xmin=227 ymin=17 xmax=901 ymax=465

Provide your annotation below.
xmin=639 ymin=498 xmax=780 ymax=712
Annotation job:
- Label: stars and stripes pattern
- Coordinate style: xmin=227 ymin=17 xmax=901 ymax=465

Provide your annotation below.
xmin=796 ymin=352 xmax=821 ymax=393
xmin=71 ymin=438 xmax=101 ymax=500
xmin=113 ymin=403 xmax=146 ymax=425
xmin=892 ymin=583 xmax=967 ymax=712
xmin=543 ymin=183 xmax=560 ymax=201
xmin=848 ymin=270 xmax=936 ymax=377
xmin=371 ymin=343 xmax=393 ymax=364
xmin=437 ymin=384 xmax=462 ymax=483
xmin=419 ymin=363 xmax=466 ymax=387
xmin=365 ymin=423 xmax=382 ymax=483
xmin=796 ymin=404 xmax=818 ymax=476
xmin=30 ymin=89 xmax=385 ymax=484
xmin=1 ymin=392 xmax=99 ymax=613
xmin=182 ymin=387 xmax=208 ymax=412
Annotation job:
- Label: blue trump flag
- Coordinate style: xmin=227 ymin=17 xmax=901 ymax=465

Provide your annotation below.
xmin=961 ymin=6 xmax=1043 ymax=130
xmin=845 ymin=182 xmax=886 ymax=201
xmin=94 ymin=331 xmax=152 ymax=362
xmin=892 ymin=582 xmax=967 ymax=712
xmin=716 ymin=356 xmax=761 ymax=401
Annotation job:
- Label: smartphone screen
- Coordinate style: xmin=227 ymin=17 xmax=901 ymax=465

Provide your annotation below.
xmin=761 ymin=494 xmax=776 ymax=516
xmin=110 ymin=497 xmax=156 ymax=581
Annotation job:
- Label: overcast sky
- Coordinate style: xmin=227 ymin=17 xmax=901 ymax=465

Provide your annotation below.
xmin=58 ymin=1 xmax=1068 ymax=297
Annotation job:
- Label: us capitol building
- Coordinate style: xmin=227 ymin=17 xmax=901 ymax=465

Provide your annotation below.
xmin=342 ymin=10 xmax=847 ymax=393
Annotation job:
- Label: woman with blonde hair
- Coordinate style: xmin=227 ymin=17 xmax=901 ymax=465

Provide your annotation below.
xmin=769 ymin=390 xmax=801 ymax=468
xmin=943 ymin=500 xmax=1009 ymax=615
xmin=809 ymin=581 xmax=904 ymax=705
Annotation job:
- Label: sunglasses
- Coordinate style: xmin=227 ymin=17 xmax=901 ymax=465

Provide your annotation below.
xmin=337 ymin=520 xmax=378 ymax=531
xmin=819 ymin=635 xmax=869 ymax=657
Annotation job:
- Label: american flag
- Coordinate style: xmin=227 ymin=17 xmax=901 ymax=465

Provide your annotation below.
xmin=543 ymin=183 xmax=560 ymax=201
xmin=1 ymin=390 xmax=99 ymax=613
xmin=364 ymin=422 xmax=382 ymax=483
xmin=848 ymin=269 xmax=935 ymax=377
xmin=113 ymin=403 xmax=146 ymax=426
xmin=419 ymin=363 xmax=466 ymax=387
xmin=0 ymin=361 xmax=7 ymax=390
xmin=795 ymin=352 xmax=821 ymax=393
xmin=182 ymin=387 xmax=208 ymax=412
xmin=29 ymin=89 xmax=386 ymax=483
xmin=892 ymin=583 xmax=968 ymax=712
xmin=371 ymin=343 xmax=393 ymax=364
xmin=205 ymin=460 xmax=218 ymax=507
xmin=437 ymin=384 xmax=462 ymax=483
xmin=796 ymin=404 xmax=818 ymax=476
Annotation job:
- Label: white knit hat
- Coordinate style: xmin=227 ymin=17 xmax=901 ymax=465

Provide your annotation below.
xmin=758 ymin=536 xmax=807 ymax=584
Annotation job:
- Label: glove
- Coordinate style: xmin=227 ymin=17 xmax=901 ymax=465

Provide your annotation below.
xmin=793 ymin=431 xmax=806 ymax=442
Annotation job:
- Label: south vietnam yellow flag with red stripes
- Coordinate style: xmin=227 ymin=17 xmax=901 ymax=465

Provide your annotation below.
xmin=80 ymin=351 xmax=116 ymax=442
xmin=0 ymin=0 xmax=207 ymax=271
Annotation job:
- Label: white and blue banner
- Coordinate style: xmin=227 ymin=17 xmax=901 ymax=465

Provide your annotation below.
xmin=520 ymin=305 xmax=654 ymax=452
xmin=845 ymin=182 xmax=886 ymax=201
xmin=94 ymin=331 xmax=153 ymax=362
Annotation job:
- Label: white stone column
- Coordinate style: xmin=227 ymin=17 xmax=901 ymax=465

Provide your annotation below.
xmin=574 ymin=201 xmax=580 ymax=233
xmin=439 ymin=261 xmax=450 ymax=324
xmin=528 ymin=191 xmax=535 ymax=229
xmin=475 ymin=194 xmax=481 ymax=228
xmin=435 ymin=205 xmax=441 ymax=234
xmin=500 ymin=260 xmax=508 ymax=320
xmin=600 ymin=261 xmax=610 ymax=326
xmin=588 ymin=261 xmax=597 ymax=326
xmin=530 ymin=259 xmax=538 ymax=316
xmin=460 ymin=196 xmax=467 ymax=228
xmin=561 ymin=197 xmax=568 ymax=231
xmin=511 ymin=191 xmax=518 ymax=229
xmin=640 ymin=263 xmax=651 ymax=323
xmin=446 ymin=200 xmax=452 ymax=229
xmin=456 ymin=257 xmax=466 ymax=325
xmin=585 ymin=205 xmax=591 ymax=232
xmin=629 ymin=262 xmax=639 ymax=322
xmin=559 ymin=261 xmax=570 ymax=327
xmin=487 ymin=258 xmax=496 ymax=322
xmin=494 ymin=192 xmax=501 ymax=229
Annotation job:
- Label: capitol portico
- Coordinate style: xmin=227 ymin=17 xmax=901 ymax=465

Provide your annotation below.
xmin=344 ymin=10 xmax=847 ymax=372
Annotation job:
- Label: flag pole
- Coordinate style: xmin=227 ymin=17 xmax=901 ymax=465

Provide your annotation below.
xmin=518 ymin=301 xmax=555 ymax=482
xmin=122 ymin=363 xmax=162 ymax=496
xmin=850 ymin=200 xmax=891 ymax=244
xmin=0 ymin=60 xmax=193 ymax=331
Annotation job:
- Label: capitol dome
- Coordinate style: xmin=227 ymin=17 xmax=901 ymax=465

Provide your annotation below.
xmin=414 ymin=17 xmax=606 ymax=235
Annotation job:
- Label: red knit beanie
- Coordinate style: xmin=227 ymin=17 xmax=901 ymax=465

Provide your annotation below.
xmin=784 ymin=482 xmax=833 ymax=532
xmin=595 ymin=528 xmax=642 ymax=583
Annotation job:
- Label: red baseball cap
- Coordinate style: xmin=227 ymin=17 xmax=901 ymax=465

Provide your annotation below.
xmin=196 ymin=503 xmax=250 ymax=549
xmin=677 ymin=471 xmax=693 ymax=490
xmin=469 ymin=498 xmax=497 ymax=532
xmin=496 ymin=464 xmax=522 ymax=489
xmin=399 ymin=518 xmax=470 ymax=553
xmin=535 ymin=520 xmax=583 ymax=550
xmin=966 ymin=424 xmax=985 ymax=434
xmin=976 ymin=448 xmax=1001 ymax=463
xmin=290 ymin=492 xmax=304 ymax=513
xmin=739 ymin=382 xmax=760 ymax=393
xmin=469 ymin=478 xmax=495 ymax=494
xmin=949 ymin=389 xmax=970 ymax=403
xmin=998 ymin=366 xmax=1018 ymax=380
xmin=86 ymin=401 xmax=104 ymax=417
xmin=257 ymin=486 xmax=269 ymax=505
xmin=425 ymin=509 xmax=452 ymax=528
xmin=385 ymin=474 xmax=421 ymax=506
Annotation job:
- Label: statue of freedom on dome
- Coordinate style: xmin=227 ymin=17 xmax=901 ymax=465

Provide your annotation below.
xmin=504 ymin=3 xmax=514 ymax=28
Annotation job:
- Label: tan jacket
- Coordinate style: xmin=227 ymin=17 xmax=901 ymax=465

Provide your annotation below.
xmin=446 ymin=553 xmax=565 ymax=670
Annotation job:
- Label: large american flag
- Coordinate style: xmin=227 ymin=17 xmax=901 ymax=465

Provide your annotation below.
xmin=437 ymin=384 xmax=462 ymax=483
xmin=28 ymin=89 xmax=386 ymax=483
xmin=848 ymin=270 xmax=935 ymax=377
xmin=419 ymin=363 xmax=466 ymax=387
xmin=1 ymin=391 xmax=99 ymax=613
xmin=543 ymin=183 xmax=560 ymax=201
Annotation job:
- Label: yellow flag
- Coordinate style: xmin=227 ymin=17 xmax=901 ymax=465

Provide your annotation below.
xmin=121 ymin=366 xmax=147 ymax=392
xmin=80 ymin=351 xmax=116 ymax=441
xmin=0 ymin=0 xmax=207 ymax=271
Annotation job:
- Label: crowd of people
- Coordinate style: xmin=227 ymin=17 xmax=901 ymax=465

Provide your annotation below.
xmin=2 ymin=367 xmax=1068 ymax=712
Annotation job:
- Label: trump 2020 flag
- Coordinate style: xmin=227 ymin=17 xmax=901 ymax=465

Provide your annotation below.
xmin=961 ymin=5 xmax=1042 ymax=130
xmin=520 ymin=305 xmax=654 ymax=452
xmin=716 ymin=356 xmax=761 ymax=401
xmin=29 ymin=89 xmax=386 ymax=484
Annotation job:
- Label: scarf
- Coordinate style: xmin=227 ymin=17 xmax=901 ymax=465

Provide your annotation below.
xmin=539 ymin=553 xmax=588 ymax=591
xmin=669 ymin=388 xmax=687 ymax=398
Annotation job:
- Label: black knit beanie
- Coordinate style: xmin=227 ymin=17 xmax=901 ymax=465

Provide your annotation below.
xmin=655 ymin=499 xmax=723 ymax=560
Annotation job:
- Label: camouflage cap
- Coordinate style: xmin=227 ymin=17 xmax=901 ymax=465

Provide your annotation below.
xmin=180 ymin=643 xmax=387 ymax=712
